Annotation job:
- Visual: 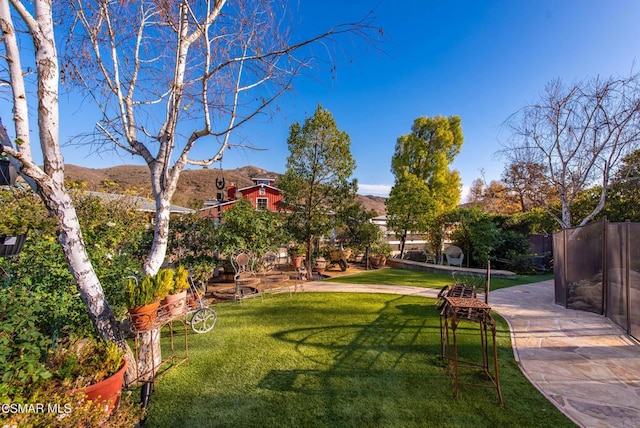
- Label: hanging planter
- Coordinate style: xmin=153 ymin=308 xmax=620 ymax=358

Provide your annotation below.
xmin=127 ymin=301 xmax=160 ymax=332
xmin=161 ymin=290 xmax=187 ymax=317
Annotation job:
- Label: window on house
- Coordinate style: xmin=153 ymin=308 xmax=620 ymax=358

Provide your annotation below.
xmin=256 ymin=198 xmax=268 ymax=210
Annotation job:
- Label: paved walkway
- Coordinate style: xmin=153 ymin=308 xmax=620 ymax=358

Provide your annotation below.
xmin=300 ymin=280 xmax=640 ymax=428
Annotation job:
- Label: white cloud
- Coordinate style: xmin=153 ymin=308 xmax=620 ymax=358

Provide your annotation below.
xmin=358 ymin=183 xmax=472 ymax=202
xmin=460 ymin=185 xmax=470 ymax=203
xmin=358 ymin=184 xmax=392 ymax=197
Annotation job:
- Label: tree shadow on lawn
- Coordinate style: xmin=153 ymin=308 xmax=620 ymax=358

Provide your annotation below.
xmin=147 ymin=294 xmax=571 ymax=428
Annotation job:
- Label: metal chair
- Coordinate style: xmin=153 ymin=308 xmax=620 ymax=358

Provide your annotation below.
xmin=231 ymin=250 xmax=261 ymax=302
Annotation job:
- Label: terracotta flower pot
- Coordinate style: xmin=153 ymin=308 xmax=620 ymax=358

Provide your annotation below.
xmin=292 ymin=256 xmax=304 ymax=268
xmin=82 ymin=358 xmax=127 ymax=413
xmin=162 ymin=290 xmax=187 ymax=317
xmin=127 ymin=301 xmax=160 ymax=332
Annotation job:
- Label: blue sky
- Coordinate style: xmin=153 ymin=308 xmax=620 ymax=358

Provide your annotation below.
xmin=4 ymin=1 xmax=640 ymax=199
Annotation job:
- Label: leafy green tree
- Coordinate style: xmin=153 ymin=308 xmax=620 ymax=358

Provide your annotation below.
xmin=387 ymin=115 xmax=463 ymax=256
xmin=279 ymin=105 xmax=357 ymax=272
xmin=449 ymin=207 xmax=501 ymax=267
xmin=215 ymin=199 xmax=288 ymax=256
xmin=569 ymin=147 xmax=640 ymax=222
xmin=386 ymin=175 xmax=435 ymax=255
xmin=336 ymin=202 xmax=382 ymax=252
xmin=605 ymin=149 xmax=640 ymax=221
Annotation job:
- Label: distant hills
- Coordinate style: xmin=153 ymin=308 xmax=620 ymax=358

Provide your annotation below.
xmin=64 ymin=164 xmax=387 ymax=215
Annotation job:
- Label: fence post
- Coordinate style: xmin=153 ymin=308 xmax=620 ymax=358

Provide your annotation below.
xmin=625 ymin=219 xmax=631 ymax=333
xmin=562 ymin=228 xmax=568 ymax=308
xmin=601 ymin=217 xmax=607 ymax=316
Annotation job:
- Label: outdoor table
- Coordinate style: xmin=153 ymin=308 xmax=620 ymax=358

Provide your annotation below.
xmin=440 ymin=296 xmax=503 ymax=405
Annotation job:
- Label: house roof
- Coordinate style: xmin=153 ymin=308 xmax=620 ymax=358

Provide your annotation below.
xmin=199 ymin=199 xmax=237 ymax=212
xmin=85 ymin=191 xmax=195 ymax=214
xmin=237 ymin=183 xmax=281 ymax=193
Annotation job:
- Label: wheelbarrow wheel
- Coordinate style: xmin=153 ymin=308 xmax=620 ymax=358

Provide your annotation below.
xmin=191 ymin=307 xmax=217 ymax=333
xmin=338 ymin=259 xmax=348 ymax=271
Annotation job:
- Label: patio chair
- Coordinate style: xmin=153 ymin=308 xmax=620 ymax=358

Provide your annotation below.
xmin=231 ymin=250 xmax=261 ymax=302
xmin=443 ymin=245 xmax=464 ymax=267
xmin=261 ymin=250 xmax=292 ymax=299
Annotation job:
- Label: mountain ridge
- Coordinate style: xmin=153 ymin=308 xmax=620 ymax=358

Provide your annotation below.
xmin=64 ymin=164 xmax=386 ymax=215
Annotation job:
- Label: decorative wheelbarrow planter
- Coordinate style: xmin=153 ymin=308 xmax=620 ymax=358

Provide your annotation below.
xmin=328 ymin=248 xmax=352 ymax=271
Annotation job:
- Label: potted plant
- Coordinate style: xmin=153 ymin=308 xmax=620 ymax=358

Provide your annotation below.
xmin=377 ymin=242 xmax=392 ymax=266
xmin=313 ymin=247 xmax=329 ymax=272
xmin=46 ymin=337 xmax=127 ymax=413
xmin=314 ymin=256 xmax=327 ymax=272
xmin=369 ymin=242 xmax=391 ymax=267
xmin=125 ymin=270 xmax=171 ymax=332
xmin=162 ymin=266 xmax=189 ymax=316
xmin=288 ymin=244 xmax=305 ymax=269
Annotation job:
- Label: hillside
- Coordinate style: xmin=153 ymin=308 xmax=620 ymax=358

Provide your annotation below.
xmin=64 ymin=164 xmax=386 ymax=214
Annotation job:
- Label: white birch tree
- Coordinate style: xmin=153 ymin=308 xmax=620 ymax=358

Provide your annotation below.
xmin=502 ymin=74 xmax=640 ymax=229
xmin=63 ymin=0 xmax=377 ymax=276
xmin=2 ymin=0 xmax=379 ymax=383
xmin=0 ymin=0 xmax=137 ymax=381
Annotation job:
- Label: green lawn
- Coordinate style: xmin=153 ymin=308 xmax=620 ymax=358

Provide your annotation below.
xmin=325 ymin=268 xmax=554 ymax=291
xmin=145 ymin=293 xmax=573 ymax=427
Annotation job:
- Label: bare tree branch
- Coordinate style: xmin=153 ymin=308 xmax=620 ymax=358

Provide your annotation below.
xmin=501 ymin=73 xmax=640 ymax=228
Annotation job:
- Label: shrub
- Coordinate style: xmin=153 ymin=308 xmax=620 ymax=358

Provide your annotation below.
xmin=0 ymin=284 xmax=52 ymax=403
xmin=172 ymin=265 xmax=190 ymax=294
xmin=0 ymin=191 xmax=150 ymax=337
xmin=4 ymin=385 xmax=144 ymax=427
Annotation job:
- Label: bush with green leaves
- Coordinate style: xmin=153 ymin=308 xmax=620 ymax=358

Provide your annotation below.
xmin=153 ymin=268 xmax=174 ymax=300
xmin=167 ymin=213 xmax=217 ymax=263
xmin=0 ymin=284 xmax=52 ymax=403
xmin=449 ymin=206 xmax=502 ymax=267
xmin=124 ymin=268 xmax=177 ymax=308
xmin=0 ymin=190 xmax=150 ymax=338
xmin=124 ymin=276 xmax=157 ymax=308
xmin=0 ymin=188 xmax=54 ymax=235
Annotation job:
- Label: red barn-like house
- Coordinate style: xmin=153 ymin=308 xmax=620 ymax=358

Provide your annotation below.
xmin=199 ymin=177 xmax=283 ymax=220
